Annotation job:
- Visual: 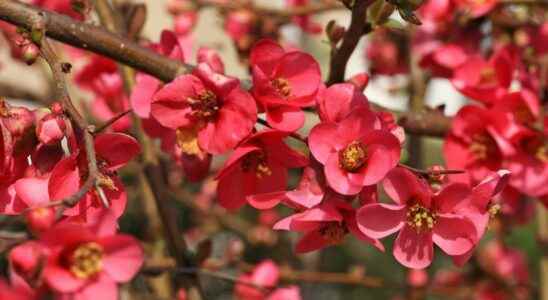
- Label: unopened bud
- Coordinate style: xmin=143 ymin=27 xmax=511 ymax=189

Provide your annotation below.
xmin=22 ymin=43 xmax=40 ymax=65
xmin=36 ymin=114 xmax=66 ymax=145
xmin=26 ymin=207 xmax=56 ymax=233
xmin=3 ymin=106 xmax=34 ymax=137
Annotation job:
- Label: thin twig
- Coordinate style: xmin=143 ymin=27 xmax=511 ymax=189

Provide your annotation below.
xmin=398 ymin=163 xmax=466 ymax=176
xmin=39 ymin=37 xmax=98 ymax=209
xmin=93 ymin=109 xmax=132 ymax=133
xmin=256 ymin=118 xmax=308 ymax=143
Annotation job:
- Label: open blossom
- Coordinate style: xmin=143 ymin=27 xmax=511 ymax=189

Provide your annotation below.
xmin=444 ymin=105 xmax=515 ymax=184
xmin=357 ymin=167 xmax=478 ymax=269
xmin=274 ymin=195 xmax=384 ymax=253
xmin=151 ymin=62 xmax=257 ymax=155
xmin=250 ymin=39 xmax=321 ymax=132
xmin=286 ymin=0 xmax=322 ymax=34
xmin=130 ymin=30 xmax=186 ymax=119
xmin=451 ymin=46 xmax=516 ymax=105
xmin=235 ymin=260 xmax=301 ymax=300
xmin=316 ymin=83 xmax=369 ymax=123
xmin=38 ymin=212 xmax=143 ymax=300
xmin=309 ymin=107 xmax=401 ymax=195
xmin=216 ymin=130 xmax=308 ymax=210
xmin=48 ymin=133 xmax=140 ymax=219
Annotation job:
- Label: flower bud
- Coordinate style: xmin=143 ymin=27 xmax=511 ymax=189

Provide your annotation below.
xmin=36 ymin=114 xmax=66 ymax=145
xmin=347 ymin=72 xmax=370 ymax=91
xmin=407 ymin=269 xmax=428 ymax=287
xmin=51 ymin=102 xmax=64 ymax=115
xmin=9 ymin=241 xmax=44 ymax=281
xmin=21 ymin=43 xmax=40 ymax=65
xmin=26 ymin=207 xmax=56 ymax=233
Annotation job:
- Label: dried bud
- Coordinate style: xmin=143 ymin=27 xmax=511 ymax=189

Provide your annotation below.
xmin=3 ymin=106 xmax=34 ymax=137
xmin=36 ymin=114 xmax=66 ymax=145
xmin=21 ymin=43 xmax=40 ymax=65
xmin=26 ymin=207 xmax=56 ymax=233
xmin=326 ymin=20 xmax=345 ymax=45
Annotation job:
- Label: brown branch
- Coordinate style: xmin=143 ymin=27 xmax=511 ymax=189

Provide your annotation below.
xmin=326 ymin=0 xmax=372 ymax=85
xmin=93 ymin=1 xmax=204 ymax=299
xmin=0 ymin=0 xmax=192 ymax=82
xmin=397 ymin=109 xmax=451 ymax=138
xmin=39 ymin=37 xmax=98 ymax=209
xmin=93 ymin=109 xmax=132 ymax=133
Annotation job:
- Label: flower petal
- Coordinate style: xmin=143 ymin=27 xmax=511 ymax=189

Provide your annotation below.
xmin=393 ymin=225 xmax=433 ymax=269
xmin=432 ymin=214 xmax=476 ymax=256
xmin=356 ymin=203 xmax=406 ymax=239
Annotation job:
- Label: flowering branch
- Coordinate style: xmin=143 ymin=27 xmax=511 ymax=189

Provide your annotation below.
xmin=38 ymin=37 xmax=99 ymax=209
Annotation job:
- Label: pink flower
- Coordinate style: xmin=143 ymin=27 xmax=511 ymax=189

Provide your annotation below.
xmin=0 ymin=276 xmax=36 ymax=300
xmin=357 ymin=167 xmax=478 ymax=269
xmin=365 ymin=29 xmax=408 ymax=76
xmin=250 ymin=39 xmax=321 ymax=132
xmin=478 ymin=241 xmax=529 ymax=285
xmin=130 ymin=30 xmax=186 ymax=119
xmin=48 ymin=133 xmax=140 ymax=219
xmin=151 ymin=63 xmax=257 ymax=154
xmin=39 ymin=212 xmax=143 ymax=300
xmin=216 ymin=130 xmax=308 ymax=210
xmin=35 ymin=113 xmax=66 ymax=146
xmin=419 ymin=44 xmax=469 ymax=78
xmin=316 ymin=83 xmax=369 ymax=123
xmin=274 ymin=196 xmax=383 ymax=253
xmin=309 ymin=107 xmax=401 ymax=195
xmin=451 ymin=46 xmax=516 ymax=105
xmin=234 ymin=260 xmax=301 ymax=300
xmin=443 ymin=105 xmax=515 ymax=184
xmin=452 ymin=170 xmax=510 ymax=266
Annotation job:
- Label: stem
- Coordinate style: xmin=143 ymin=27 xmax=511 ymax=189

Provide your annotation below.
xmin=39 ymin=37 xmax=98 ymax=210
xmin=93 ymin=109 xmax=132 ymax=133
xmin=326 ymin=0 xmax=372 ymax=84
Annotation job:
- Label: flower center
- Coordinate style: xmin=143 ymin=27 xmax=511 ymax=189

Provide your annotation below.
xmin=188 ymin=90 xmax=220 ymax=121
xmin=319 ymin=223 xmax=347 ymax=244
xmin=469 ymin=134 xmax=497 ymax=161
xmin=241 ymin=152 xmax=272 ymax=178
xmin=271 ymin=78 xmax=291 ymax=98
xmin=479 ymin=67 xmax=497 ymax=85
xmin=70 ymin=242 xmax=103 ymax=279
xmin=406 ymin=204 xmax=436 ymax=232
xmin=339 ymin=141 xmax=367 ymax=172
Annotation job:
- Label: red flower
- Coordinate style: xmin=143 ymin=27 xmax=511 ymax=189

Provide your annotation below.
xmin=357 ymin=167 xmax=478 ymax=269
xmin=130 ymin=30 xmax=186 ymax=119
xmin=250 ymin=39 xmax=321 ymax=132
xmin=48 ymin=133 xmax=140 ymax=219
xmin=274 ymin=196 xmax=383 ymax=253
xmin=316 ymin=83 xmax=369 ymax=123
xmin=443 ymin=105 xmax=515 ymax=184
xmin=309 ymin=107 xmax=401 ymax=195
xmin=151 ymin=63 xmax=257 ymax=154
xmin=216 ymin=130 xmax=308 ymax=210
xmin=286 ymin=0 xmax=322 ymax=34
xmin=451 ymin=46 xmax=516 ymax=105
xmin=39 ymin=212 xmax=143 ymax=300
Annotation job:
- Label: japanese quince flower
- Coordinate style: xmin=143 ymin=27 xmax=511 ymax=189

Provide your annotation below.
xmin=357 ymin=167 xmax=478 ymax=269
xmin=274 ymin=192 xmax=383 ymax=253
xmin=309 ymin=107 xmax=401 ymax=195
xmin=48 ymin=133 xmax=140 ymax=219
xmin=130 ymin=30 xmax=186 ymax=119
xmin=151 ymin=62 xmax=257 ymax=155
xmin=38 ymin=212 xmax=143 ymax=300
xmin=0 ymin=276 xmax=36 ymax=300
xmin=451 ymin=46 xmax=516 ymax=105
xmin=216 ymin=130 xmax=308 ymax=211
xmin=250 ymin=39 xmax=321 ymax=132
xmin=235 ymin=260 xmax=301 ymax=300
xmin=443 ymin=105 xmax=516 ymax=184
xmin=452 ymin=170 xmax=510 ymax=266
